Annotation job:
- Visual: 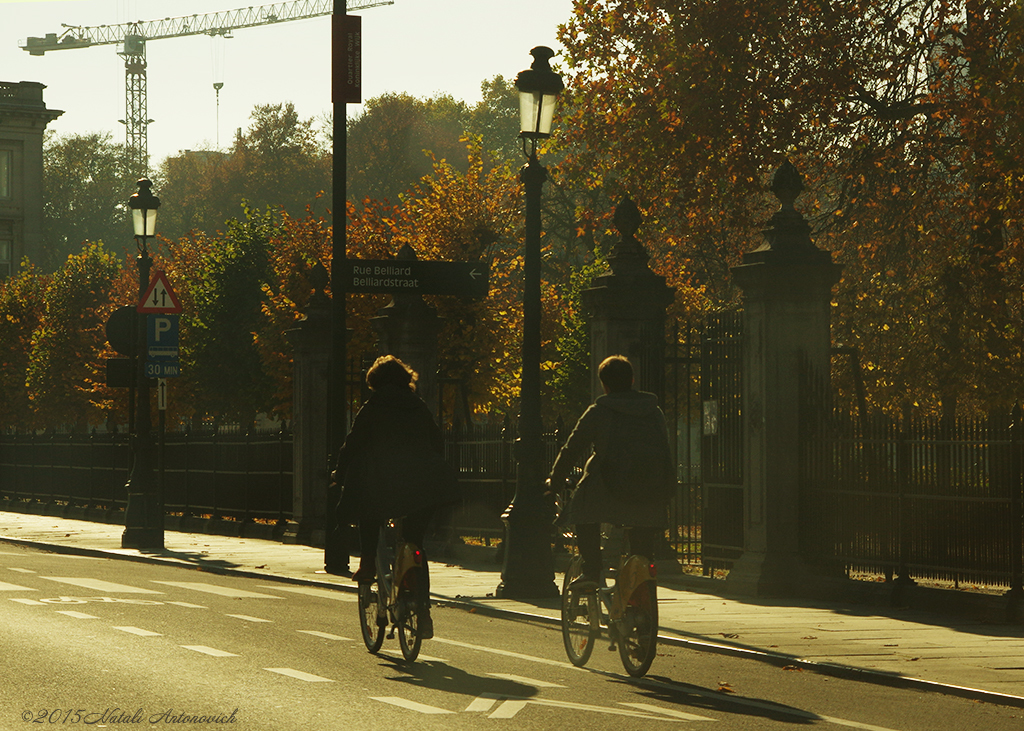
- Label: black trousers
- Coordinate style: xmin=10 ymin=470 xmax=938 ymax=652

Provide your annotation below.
xmin=575 ymin=523 xmax=657 ymax=581
xmin=358 ymin=511 xmax=433 ymax=609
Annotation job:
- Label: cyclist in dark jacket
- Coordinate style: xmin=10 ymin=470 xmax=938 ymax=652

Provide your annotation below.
xmin=332 ymin=355 xmax=458 ymax=637
xmin=547 ymin=355 xmax=673 ymax=587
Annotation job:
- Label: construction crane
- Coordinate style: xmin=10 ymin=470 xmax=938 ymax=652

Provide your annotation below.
xmin=22 ymin=0 xmax=391 ymax=177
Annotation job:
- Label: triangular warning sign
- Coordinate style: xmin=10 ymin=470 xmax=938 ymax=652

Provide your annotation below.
xmin=137 ymin=270 xmax=182 ymax=313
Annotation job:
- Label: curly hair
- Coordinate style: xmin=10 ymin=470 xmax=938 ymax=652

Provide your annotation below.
xmin=365 ymin=355 xmax=418 ymax=392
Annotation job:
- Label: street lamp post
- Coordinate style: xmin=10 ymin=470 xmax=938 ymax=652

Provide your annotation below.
xmin=496 ymin=46 xmax=564 ymax=599
xmin=122 ymin=177 xmax=164 ymax=550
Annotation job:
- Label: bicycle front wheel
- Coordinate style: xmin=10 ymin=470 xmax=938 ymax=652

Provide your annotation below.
xmin=618 ymin=580 xmax=658 ymax=677
xmin=396 ymin=585 xmax=422 ymax=662
xmin=357 ymin=581 xmax=385 ymax=653
xmin=561 ymin=556 xmax=599 ymax=667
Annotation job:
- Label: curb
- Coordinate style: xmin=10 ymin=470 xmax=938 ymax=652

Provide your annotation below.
xmin=5 ymin=534 xmax=1024 ymax=710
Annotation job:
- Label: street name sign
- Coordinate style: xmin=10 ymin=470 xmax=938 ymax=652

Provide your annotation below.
xmin=138 ymin=270 xmax=182 ymax=313
xmin=342 ymin=259 xmax=490 ymax=299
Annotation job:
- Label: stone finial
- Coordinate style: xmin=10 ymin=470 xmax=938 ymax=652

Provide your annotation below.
xmin=771 ymin=160 xmax=804 ymax=213
xmin=308 ymin=260 xmax=330 ymax=308
xmin=608 ymin=197 xmax=651 ymax=274
xmin=397 ymin=243 xmax=418 ymax=260
xmin=760 ymin=160 xmax=816 ymax=255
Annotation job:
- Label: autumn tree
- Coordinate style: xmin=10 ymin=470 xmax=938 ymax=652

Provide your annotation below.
xmin=24 ymin=243 xmax=127 ymax=429
xmin=558 ymin=0 xmax=1024 ymax=414
xmin=0 ymin=264 xmax=46 ymax=428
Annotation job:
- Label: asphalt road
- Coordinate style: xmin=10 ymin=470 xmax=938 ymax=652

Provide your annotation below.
xmin=1 ymin=544 xmax=1020 ymax=730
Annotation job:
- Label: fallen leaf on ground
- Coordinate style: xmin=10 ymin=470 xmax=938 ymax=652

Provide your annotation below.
xmin=782 ymin=665 xmax=802 ymax=672
xmin=717 ymin=682 xmax=735 ymax=693
xmin=720 ymin=632 xmax=739 ymax=639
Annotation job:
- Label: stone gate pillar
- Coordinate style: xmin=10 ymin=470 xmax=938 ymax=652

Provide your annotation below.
xmin=582 ymin=199 xmax=674 ymax=402
xmin=370 ymin=244 xmax=442 ymax=416
xmin=283 ymin=265 xmax=331 ymax=547
xmin=726 ymin=161 xmax=842 ymax=596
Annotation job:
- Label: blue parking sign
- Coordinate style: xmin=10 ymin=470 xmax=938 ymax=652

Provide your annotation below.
xmin=147 ymin=314 xmax=179 ymax=360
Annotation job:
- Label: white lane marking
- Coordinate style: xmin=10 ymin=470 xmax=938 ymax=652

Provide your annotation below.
xmin=9 ymin=568 xmax=36 ymax=573
xmin=297 ymin=630 xmax=351 ymax=641
xmin=371 ymin=697 xmax=453 ymax=714
xmin=818 ymin=717 xmax=903 ymax=731
xmin=528 ymin=699 xmax=677 ymax=720
xmin=151 ymin=581 xmax=282 ymax=599
xmin=486 ymin=673 xmax=566 ymax=688
xmin=264 ymin=668 xmax=334 ymax=682
xmin=55 ymin=611 xmax=99 ymax=619
xmin=226 ymin=614 xmax=271 ymax=623
xmin=465 ymin=695 xmax=500 ymax=712
xmin=378 ymin=649 xmax=447 ymax=663
xmin=619 ymin=703 xmax=715 ymax=721
xmin=259 ymin=585 xmax=357 ymax=602
xmin=181 ymin=646 xmax=239 ymax=657
xmin=10 ymin=598 xmax=45 ymax=606
xmin=113 ymin=626 xmax=162 ymax=637
xmin=41 ymin=577 xmax=162 ymax=594
xmin=637 ymin=677 xmax=901 ymax=730
xmin=0 ymin=581 xmax=34 ymax=591
xmin=489 ymin=700 xmax=529 ymax=719
xmin=431 ymin=638 xmax=576 ymax=669
xmin=166 ymin=601 xmax=207 ymax=609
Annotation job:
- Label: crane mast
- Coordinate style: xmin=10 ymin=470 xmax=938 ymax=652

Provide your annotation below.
xmin=22 ymin=0 xmax=392 ymax=177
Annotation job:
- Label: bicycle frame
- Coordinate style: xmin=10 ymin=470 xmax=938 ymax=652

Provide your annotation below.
xmin=607 ymin=554 xmax=657 ymax=622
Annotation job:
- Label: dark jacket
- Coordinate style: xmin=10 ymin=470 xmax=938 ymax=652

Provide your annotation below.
xmin=333 ymin=384 xmax=459 ymax=523
xmin=549 ymin=390 xmax=673 ymax=527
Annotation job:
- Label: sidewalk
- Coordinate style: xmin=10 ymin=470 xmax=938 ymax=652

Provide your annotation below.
xmin=1 ymin=510 xmax=1023 ymax=707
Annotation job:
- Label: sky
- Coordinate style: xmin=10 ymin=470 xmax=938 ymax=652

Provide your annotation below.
xmin=1 ymin=0 xmax=576 ymax=167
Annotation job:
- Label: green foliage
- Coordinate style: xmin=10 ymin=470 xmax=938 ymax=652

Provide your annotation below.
xmin=181 ymin=206 xmax=278 ymax=423
xmin=154 ymin=103 xmax=331 ymax=240
xmin=42 ymin=132 xmax=132 ymax=272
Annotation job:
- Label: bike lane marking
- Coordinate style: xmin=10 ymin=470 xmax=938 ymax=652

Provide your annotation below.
xmin=225 ymin=614 xmax=272 ymax=623
xmin=464 ymin=694 xmax=681 ymax=721
xmin=297 ymin=630 xmax=351 ymax=641
xmin=166 ymin=601 xmax=207 ymax=608
xmin=8 ymin=567 xmax=36 ymax=573
xmin=378 ymin=648 xmax=448 ymax=663
xmin=431 ymin=637 xmax=577 ymax=669
xmin=264 ymin=668 xmax=335 ymax=682
xmin=55 ymin=610 xmax=99 ymax=619
xmin=181 ymin=645 xmax=239 ymax=657
xmin=258 ymin=584 xmax=357 ymax=602
xmin=486 ymin=673 xmax=566 ymax=688
xmin=40 ymin=577 xmax=163 ymax=594
xmin=113 ymin=626 xmax=162 ymax=637
xmin=619 ymin=702 xmax=716 ymax=721
xmin=371 ymin=697 xmax=454 ymax=714
xmin=9 ymin=598 xmax=45 ymax=605
xmin=0 ymin=580 xmax=34 ymax=591
xmin=151 ymin=581 xmax=283 ymax=599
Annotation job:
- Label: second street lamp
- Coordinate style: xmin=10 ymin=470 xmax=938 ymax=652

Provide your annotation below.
xmin=122 ymin=177 xmax=164 ymax=550
xmin=496 ymin=46 xmax=564 ymax=599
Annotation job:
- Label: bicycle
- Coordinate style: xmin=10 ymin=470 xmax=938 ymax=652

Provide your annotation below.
xmin=356 ymin=519 xmax=428 ymax=662
xmin=560 ymin=527 xmax=659 ymax=677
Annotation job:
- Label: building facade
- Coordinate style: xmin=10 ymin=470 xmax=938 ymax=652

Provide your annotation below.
xmin=0 ymin=81 xmax=63 ymax=278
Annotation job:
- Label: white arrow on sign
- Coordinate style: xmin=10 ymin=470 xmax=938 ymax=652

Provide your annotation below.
xmin=470 ymin=268 xmax=483 ymax=280
xmin=157 ymin=378 xmax=167 ymax=411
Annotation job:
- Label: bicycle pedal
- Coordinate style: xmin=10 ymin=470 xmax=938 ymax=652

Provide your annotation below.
xmin=386 ymin=627 xmax=396 ymax=640
xmin=608 ymin=642 xmax=617 ymax=651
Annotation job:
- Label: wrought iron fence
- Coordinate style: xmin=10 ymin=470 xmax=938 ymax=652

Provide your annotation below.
xmin=801 ymin=404 xmax=1024 ymax=590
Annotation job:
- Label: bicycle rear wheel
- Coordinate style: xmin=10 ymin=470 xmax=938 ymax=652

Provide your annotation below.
xmin=618 ymin=580 xmax=658 ymax=677
xmin=396 ymin=582 xmax=422 ymax=662
xmin=561 ymin=556 xmax=598 ymax=667
xmin=357 ymin=580 xmax=385 ymax=653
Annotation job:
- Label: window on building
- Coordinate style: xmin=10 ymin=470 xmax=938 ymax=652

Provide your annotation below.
xmin=0 ymin=150 xmax=10 ymax=199
xmin=0 ymin=238 xmax=11 ymax=279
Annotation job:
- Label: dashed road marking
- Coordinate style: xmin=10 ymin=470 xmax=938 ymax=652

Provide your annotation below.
xmin=41 ymin=577 xmax=162 ymax=594
xmin=9 ymin=598 xmax=44 ymax=605
xmin=297 ymin=630 xmax=351 ymax=641
xmin=152 ymin=581 xmax=282 ymax=599
xmin=113 ymin=626 xmax=162 ymax=637
xmin=619 ymin=703 xmax=715 ymax=721
xmin=264 ymin=668 xmax=334 ymax=682
xmin=378 ymin=648 xmax=447 ymax=663
xmin=55 ymin=610 xmax=99 ymax=619
xmin=0 ymin=581 xmax=34 ymax=591
xmin=259 ymin=585 xmax=357 ymax=602
xmin=371 ymin=697 xmax=453 ymax=714
xmin=9 ymin=568 xmax=36 ymax=574
xmin=181 ymin=645 xmax=239 ymax=657
xmin=432 ymin=638 xmax=575 ymax=669
xmin=166 ymin=601 xmax=207 ymax=609
xmin=486 ymin=673 xmax=566 ymax=688
xmin=226 ymin=614 xmax=271 ymax=623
